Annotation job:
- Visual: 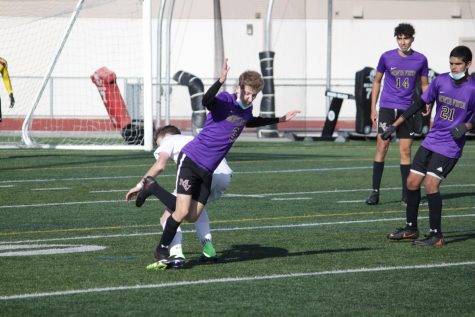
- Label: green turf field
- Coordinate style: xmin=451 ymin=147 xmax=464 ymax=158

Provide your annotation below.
xmin=1 ymin=139 xmax=474 ymax=316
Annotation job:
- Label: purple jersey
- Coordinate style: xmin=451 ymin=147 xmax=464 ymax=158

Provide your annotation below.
xmin=377 ymin=49 xmax=429 ymax=110
xmin=421 ymin=73 xmax=475 ymax=158
xmin=182 ymin=91 xmax=254 ymax=172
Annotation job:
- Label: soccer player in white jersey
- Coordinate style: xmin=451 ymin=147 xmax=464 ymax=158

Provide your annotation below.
xmin=126 ymin=125 xmax=232 ymax=269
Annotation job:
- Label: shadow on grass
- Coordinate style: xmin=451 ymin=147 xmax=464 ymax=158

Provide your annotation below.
xmin=444 ymin=231 xmax=475 ymax=245
xmin=185 ymin=244 xmax=372 ymax=268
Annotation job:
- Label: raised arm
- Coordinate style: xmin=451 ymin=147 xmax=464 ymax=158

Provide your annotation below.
xmin=202 ymin=58 xmax=230 ymax=111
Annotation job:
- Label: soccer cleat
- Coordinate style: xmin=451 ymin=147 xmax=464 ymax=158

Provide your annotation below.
xmin=387 ymin=226 xmax=419 ymax=240
xmin=413 ymin=233 xmax=445 ymax=246
xmin=146 ymin=259 xmax=171 ymax=270
xmin=147 ymin=246 xmax=175 ymax=270
xmin=200 ymin=240 xmax=218 ymax=263
xmin=365 ymin=191 xmax=379 ymax=205
xmin=136 ymin=176 xmax=157 ymax=207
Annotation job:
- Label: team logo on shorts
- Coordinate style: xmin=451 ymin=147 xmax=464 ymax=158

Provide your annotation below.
xmin=179 ymin=178 xmax=191 ymax=191
xmin=379 ymin=122 xmax=388 ymax=131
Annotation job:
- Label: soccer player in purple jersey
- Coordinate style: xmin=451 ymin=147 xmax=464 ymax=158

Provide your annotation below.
xmin=383 ymin=46 xmax=475 ymax=246
xmin=366 ymin=23 xmax=429 ymax=205
xmin=133 ymin=59 xmax=300 ymax=269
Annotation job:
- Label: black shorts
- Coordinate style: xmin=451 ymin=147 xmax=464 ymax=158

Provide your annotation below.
xmin=175 ymin=152 xmax=212 ymax=205
xmin=411 ymin=146 xmax=458 ymax=180
xmin=378 ymin=108 xmax=416 ymax=139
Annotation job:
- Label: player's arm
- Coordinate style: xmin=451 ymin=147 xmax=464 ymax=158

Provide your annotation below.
xmin=246 ymin=110 xmax=300 ymax=127
xmin=125 ymin=152 xmax=170 ymax=202
xmin=202 ymin=58 xmax=230 ymax=111
xmin=370 ymin=72 xmax=383 ymax=127
xmin=420 ymin=75 xmax=429 ymax=93
xmin=380 ymin=101 xmax=426 ymax=140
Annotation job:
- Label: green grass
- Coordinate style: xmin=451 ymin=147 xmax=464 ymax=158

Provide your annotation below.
xmin=1 ymin=139 xmax=475 ymax=316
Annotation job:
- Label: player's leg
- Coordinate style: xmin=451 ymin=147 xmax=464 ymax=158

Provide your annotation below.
xmin=398 ymin=138 xmax=412 ymax=204
xmin=396 ymin=110 xmax=415 ymax=204
xmin=194 ymin=172 xmax=231 ymax=262
xmin=387 ymin=146 xmax=427 ymax=241
xmin=151 ymin=154 xmax=212 ymax=269
xmin=366 ymin=108 xmax=393 ymax=205
xmin=413 ymin=153 xmax=458 ymax=246
xmin=147 ymin=209 xmax=185 ymax=270
xmin=135 ymin=176 xmax=176 ymax=210
xmin=193 ymin=208 xmax=218 ymax=261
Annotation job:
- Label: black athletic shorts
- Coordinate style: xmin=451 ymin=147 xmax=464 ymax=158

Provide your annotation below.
xmin=175 ymin=151 xmax=212 ymax=204
xmin=378 ymin=107 xmax=416 ymax=138
xmin=411 ymin=146 xmax=458 ymax=180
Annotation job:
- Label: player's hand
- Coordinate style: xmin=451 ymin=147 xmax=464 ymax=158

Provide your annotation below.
xmin=9 ymin=94 xmax=14 ymax=108
xmin=381 ymin=125 xmax=396 ymax=140
xmin=421 ymin=104 xmax=431 ymax=116
xmin=219 ymin=58 xmax=230 ymax=83
xmin=126 ymin=187 xmax=140 ymax=202
xmin=370 ymin=110 xmax=378 ymax=127
xmin=280 ymin=110 xmax=301 ymax=122
xmin=450 ymin=123 xmax=468 ymax=140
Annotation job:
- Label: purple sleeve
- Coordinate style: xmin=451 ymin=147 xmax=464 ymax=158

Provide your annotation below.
xmin=421 ymin=77 xmax=438 ymax=104
xmin=376 ymin=54 xmax=386 ymax=73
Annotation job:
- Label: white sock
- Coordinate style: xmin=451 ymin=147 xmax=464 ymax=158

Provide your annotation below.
xmin=194 ymin=209 xmax=212 ymax=244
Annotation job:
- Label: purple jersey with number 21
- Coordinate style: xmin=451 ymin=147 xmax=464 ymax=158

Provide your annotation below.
xmin=421 ymin=73 xmax=475 ymax=159
xmin=377 ymin=49 xmax=429 ymax=110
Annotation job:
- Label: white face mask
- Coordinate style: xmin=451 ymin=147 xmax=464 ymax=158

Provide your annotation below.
xmin=449 ymin=71 xmax=466 ymax=80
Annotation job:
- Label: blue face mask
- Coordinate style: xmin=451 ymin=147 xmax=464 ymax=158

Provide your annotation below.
xmin=237 ymin=96 xmax=252 ymax=109
xmin=449 ymin=70 xmax=466 ymax=80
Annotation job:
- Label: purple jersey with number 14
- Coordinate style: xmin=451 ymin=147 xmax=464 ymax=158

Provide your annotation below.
xmin=182 ymin=91 xmax=254 ymax=173
xmin=377 ymin=49 xmax=429 ymax=110
xmin=421 ymin=73 xmax=475 ymax=158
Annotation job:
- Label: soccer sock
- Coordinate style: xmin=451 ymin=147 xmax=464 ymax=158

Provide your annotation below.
xmin=161 ymin=218 xmax=183 ymax=258
xmin=372 ymin=161 xmax=385 ymax=192
xmin=400 ymin=164 xmax=411 ymax=199
xmin=150 ymin=182 xmax=176 ymax=211
xmin=406 ymin=188 xmax=421 ymax=228
xmin=156 ymin=216 xmax=181 ymax=257
xmin=194 ymin=209 xmax=212 ymax=244
xmin=427 ymin=192 xmax=443 ymax=235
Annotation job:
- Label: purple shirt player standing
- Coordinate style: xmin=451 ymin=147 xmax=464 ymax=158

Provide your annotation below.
xmin=383 ymin=46 xmax=475 ymax=246
xmin=377 ymin=49 xmax=429 ymax=110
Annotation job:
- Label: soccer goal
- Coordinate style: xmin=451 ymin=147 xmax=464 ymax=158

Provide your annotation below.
xmin=0 ymin=0 xmax=153 ymax=150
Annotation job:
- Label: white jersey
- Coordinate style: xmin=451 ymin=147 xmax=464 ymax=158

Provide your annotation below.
xmin=154 ymin=134 xmax=233 ymax=176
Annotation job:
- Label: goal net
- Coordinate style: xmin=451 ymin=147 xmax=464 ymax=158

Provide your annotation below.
xmin=0 ymin=0 xmax=153 ymax=150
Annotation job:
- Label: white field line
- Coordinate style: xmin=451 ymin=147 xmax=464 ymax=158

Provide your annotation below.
xmin=31 ymin=187 xmax=71 ymax=191
xmin=1 ymin=213 xmax=474 ymax=245
xmin=1 ymin=183 xmax=475 ymax=209
xmin=0 ymin=165 xmax=386 ymax=185
xmin=1 ymin=261 xmax=474 ymax=301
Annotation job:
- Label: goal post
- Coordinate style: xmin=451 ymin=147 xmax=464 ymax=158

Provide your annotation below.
xmin=0 ymin=0 xmax=153 ymax=150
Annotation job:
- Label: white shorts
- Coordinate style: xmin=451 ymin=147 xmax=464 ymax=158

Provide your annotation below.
xmin=208 ymin=172 xmax=232 ymax=203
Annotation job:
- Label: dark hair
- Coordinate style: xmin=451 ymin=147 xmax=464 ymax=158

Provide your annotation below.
xmin=238 ymin=70 xmax=264 ymax=92
xmin=154 ymin=125 xmax=181 ymax=140
xmin=394 ymin=23 xmax=415 ymax=38
xmin=450 ymin=45 xmax=473 ymax=63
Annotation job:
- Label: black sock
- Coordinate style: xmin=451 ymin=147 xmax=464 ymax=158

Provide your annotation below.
xmin=372 ymin=161 xmax=385 ymax=192
xmin=427 ymin=192 xmax=443 ymax=235
xmin=156 ymin=216 xmax=181 ymax=256
xmin=400 ymin=164 xmax=411 ymax=199
xmin=406 ymin=188 xmax=421 ymax=228
xmin=150 ymin=182 xmax=176 ymax=211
